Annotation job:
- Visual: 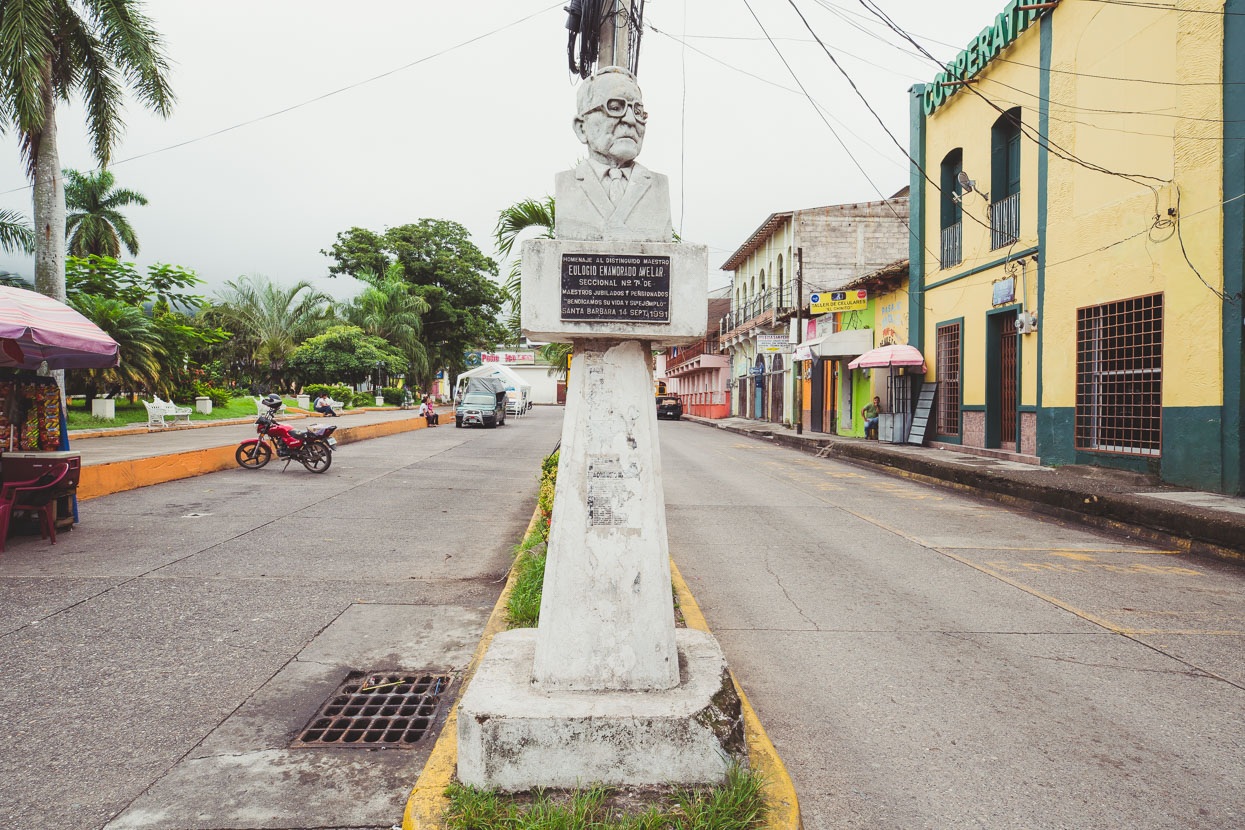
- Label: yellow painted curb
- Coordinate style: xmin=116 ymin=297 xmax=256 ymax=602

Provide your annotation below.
xmin=402 ymin=507 xmax=541 ymax=830
xmin=400 ymin=529 xmax=802 ymax=830
xmin=670 ymin=560 xmax=804 ymax=830
xmin=77 ymin=415 xmax=432 ymax=501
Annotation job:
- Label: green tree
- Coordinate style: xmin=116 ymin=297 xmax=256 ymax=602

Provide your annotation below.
xmin=494 ymin=196 xmax=555 ymax=346
xmin=203 ymin=275 xmax=332 ymax=389
xmin=0 ymin=0 xmax=174 ymax=302
xmin=66 ymin=255 xmax=204 ymax=310
xmin=322 ymin=219 xmax=506 ymax=382
xmin=68 ymin=293 xmax=165 ymax=395
xmin=64 ymin=168 xmax=148 ymax=257
xmin=344 ymin=263 xmax=431 ymax=379
xmin=0 ymin=208 xmax=33 ymax=254
xmin=287 ymin=325 xmax=407 ymax=386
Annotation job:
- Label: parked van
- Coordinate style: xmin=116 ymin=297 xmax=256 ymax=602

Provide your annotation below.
xmin=456 ymin=377 xmax=507 ymax=428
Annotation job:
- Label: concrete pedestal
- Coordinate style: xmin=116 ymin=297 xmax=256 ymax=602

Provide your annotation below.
xmin=457 ymin=628 xmax=743 ymax=791
xmin=297 ymin=394 xmax=311 ymax=410
xmin=375 ymin=395 xmax=384 ymax=407
xmin=533 ymin=339 xmax=678 ymax=691
xmin=195 ymin=396 xmax=212 ymax=415
xmin=91 ymin=398 xmax=115 ymax=419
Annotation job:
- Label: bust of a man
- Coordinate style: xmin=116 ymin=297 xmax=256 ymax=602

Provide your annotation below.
xmin=554 ymin=67 xmax=674 ymax=243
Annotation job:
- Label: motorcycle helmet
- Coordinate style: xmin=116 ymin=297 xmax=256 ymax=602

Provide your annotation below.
xmin=263 ymin=393 xmax=283 ymax=409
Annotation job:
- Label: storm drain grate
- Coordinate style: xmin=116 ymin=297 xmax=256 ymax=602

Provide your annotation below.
xmin=293 ymin=671 xmax=456 ymax=748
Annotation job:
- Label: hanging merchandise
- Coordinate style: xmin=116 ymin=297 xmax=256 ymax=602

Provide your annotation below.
xmin=0 ymin=374 xmax=63 ymax=452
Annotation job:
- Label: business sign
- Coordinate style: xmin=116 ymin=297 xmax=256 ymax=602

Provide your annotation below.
xmin=756 ymin=334 xmax=793 ymax=354
xmin=810 ymin=290 xmax=868 ymax=314
xmin=922 ymin=0 xmax=1045 ymax=116
xmin=992 ymin=276 xmax=1016 ymax=307
xmin=793 ymin=344 xmax=815 ymax=362
xmin=748 ymin=366 xmax=765 ymax=376
xmin=481 ymin=351 xmax=536 ymax=364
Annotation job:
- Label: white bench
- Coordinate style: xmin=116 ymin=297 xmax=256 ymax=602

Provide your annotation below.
xmin=254 ymin=396 xmax=288 ymax=417
xmin=144 ymin=396 xmax=192 ymax=429
xmin=313 ymin=397 xmax=346 ymax=414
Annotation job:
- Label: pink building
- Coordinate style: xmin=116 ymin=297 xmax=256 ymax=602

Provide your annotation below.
xmin=665 ymin=298 xmax=732 ymax=419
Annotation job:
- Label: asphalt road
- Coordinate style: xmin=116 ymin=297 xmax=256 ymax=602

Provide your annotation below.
xmin=0 ymin=408 xmax=562 ymax=830
xmin=660 ymin=419 xmax=1244 ymax=830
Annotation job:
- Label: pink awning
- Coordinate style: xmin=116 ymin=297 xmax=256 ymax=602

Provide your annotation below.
xmin=0 ymin=286 xmax=120 ymax=370
xmin=848 ymin=344 xmax=926 ymax=373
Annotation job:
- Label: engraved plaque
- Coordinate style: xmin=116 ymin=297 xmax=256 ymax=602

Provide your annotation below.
xmin=560 ymin=253 xmax=671 ymax=323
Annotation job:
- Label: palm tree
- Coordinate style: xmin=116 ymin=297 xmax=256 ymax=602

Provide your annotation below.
xmin=0 ymin=1 xmax=174 ymax=302
xmin=204 ymin=275 xmax=333 ymax=389
xmin=69 ymin=293 xmax=166 ymax=396
xmin=494 ymin=197 xmax=555 ymax=345
xmin=344 ymin=263 xmax=431 ymax=379
xmin=65 ymin=169 xmax=148 ymax=257
xmin=538 ymin=342 xmax=573 ymax=381
xmin=0 ymin=208 xmax=33 ymax=254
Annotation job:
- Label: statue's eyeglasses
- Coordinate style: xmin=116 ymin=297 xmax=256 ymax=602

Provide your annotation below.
xmin=585 ymin=98 xmax=648 ymax=123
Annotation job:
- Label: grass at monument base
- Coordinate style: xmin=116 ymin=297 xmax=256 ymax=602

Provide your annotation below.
xmin=401 ymin=450 xmax=802 ymax=830
xmin=443 ymin=763 xmax=766 ymax=830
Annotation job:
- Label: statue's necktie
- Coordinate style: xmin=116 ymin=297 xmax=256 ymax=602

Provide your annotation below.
xmin=607 ymin=168 xmax=626 ymax=204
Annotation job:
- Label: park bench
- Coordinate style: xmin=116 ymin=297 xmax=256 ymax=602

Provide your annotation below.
xmin=254 ymin=396 xmax=288 ymax=417
xmin=144 ymin=397 xmax=192 ymax=429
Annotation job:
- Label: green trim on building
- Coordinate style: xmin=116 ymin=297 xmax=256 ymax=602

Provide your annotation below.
xmin=1044 ymin=406 xmax=1226 ymax=487
xmin=924 ymin=246 xmax=1040 ymax=291
xmin=1224 ymin=0 xmax=1244 ymax=494
xmin=961 ymin=404 xmax=987 ymax=412
xmin=910 ymin=85 xmax=928 ymax=353
xmin=1035 ymin=10 xmax=1054 ymax=461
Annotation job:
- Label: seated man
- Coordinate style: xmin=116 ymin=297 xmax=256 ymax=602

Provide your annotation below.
xmin=314 ymin=393 xmax=338 ymax=417
xmin=862 ymin=396 xmax=881 ymax=439
xmin=420 ymin=397 xmax=439 ymax=427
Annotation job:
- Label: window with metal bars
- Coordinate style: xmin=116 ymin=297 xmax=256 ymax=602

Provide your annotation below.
xmin=1075 ymin=293 xmax=1163 ymax=456
xmin=936 ymin=322 xmax=961 ymax=437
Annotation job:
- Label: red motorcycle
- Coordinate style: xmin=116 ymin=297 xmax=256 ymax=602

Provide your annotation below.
xmin=235 ymin=394 xmax=337 ymax=473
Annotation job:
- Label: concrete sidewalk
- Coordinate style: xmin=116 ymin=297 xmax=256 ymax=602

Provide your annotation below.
xmin=686 ymin=415 xmax=1245 ymax=562
xmin=70 ymin=407 xmax=446 ymax=466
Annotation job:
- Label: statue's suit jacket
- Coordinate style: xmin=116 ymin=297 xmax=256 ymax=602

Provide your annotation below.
xmin=554 ymin=161 xmax=674 ymax=242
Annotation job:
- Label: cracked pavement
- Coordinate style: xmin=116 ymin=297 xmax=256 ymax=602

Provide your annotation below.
xmin=0 ymin=408 xmax=562 ymax=830
xmin=662 ymin=419 xmax=1245 ymax=830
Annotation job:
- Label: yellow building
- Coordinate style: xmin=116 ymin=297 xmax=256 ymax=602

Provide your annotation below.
xmin=908 ymin=0 xmax=1244 ymax=494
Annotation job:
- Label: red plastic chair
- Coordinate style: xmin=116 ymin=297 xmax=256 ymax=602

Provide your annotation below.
xmin=0 ymin=463 xmax=70 ymax=553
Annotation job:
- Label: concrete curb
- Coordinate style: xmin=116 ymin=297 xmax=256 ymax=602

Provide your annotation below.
xmin=69 ymin=413 xmax=311 ymax=441
xmin=77 ymin=415 xmax=434 ymax=501
xmin=400 ymin=519 xmax=803 ymax=830
xmin=689 ymin=416 xmax=1244 ymax=565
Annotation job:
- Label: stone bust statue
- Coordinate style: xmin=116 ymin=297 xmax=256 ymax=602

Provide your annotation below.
xmin=554 ymin=67 xmax=674 ymax=243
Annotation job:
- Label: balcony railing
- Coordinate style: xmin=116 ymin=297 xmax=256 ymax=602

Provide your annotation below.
xmin=940 ymin=221 xmax=962 ymax=269
xmin=990 ymin=191 xmax=1020 ymax=250
xmin=666 ymin=337 xmax=722 ymax=371
xmin=719 ymin=280 xmax=798 ymax=339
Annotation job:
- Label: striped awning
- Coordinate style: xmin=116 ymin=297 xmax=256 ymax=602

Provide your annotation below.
xmin=0 ymin=286 xmax=120 ymax=369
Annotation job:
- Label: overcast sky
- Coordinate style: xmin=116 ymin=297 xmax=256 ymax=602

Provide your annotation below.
xmin=0 ymin=0 xmax=1002 ymax=302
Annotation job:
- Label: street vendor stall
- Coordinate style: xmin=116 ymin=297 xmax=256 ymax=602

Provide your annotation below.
xmin=1 ymin=286 xmax=120 ymax=545
xmin=848 ymin=344 xmax=927 ymax=444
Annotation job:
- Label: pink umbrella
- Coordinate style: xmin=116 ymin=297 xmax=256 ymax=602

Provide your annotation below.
xmin=0 ymin=286 xmax=120 ymax=369
xmin=848 ymin=344 xmax=927 ymax=373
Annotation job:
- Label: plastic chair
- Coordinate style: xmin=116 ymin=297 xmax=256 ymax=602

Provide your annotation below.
xmin=0 ymin=463 xmax=70 ymax=552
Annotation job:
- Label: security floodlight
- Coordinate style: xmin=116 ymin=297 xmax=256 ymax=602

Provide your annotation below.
xmin=956 ymin=170 xmax=987 ymax=201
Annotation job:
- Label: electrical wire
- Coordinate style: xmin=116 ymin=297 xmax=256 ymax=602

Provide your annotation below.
xmin=679 ymin=0 xmax=688 ymax=236
xmin=1072 ymin=0 xmax=1245 ymax=15
xmin=978 ymin=76 xmax=1245 ymax=122
xmin=737 ymin=0 xmax=936 ymax=268
xmin=645 ymin=22 xmax=907 ymax=171
xmin=0 ymin=1 xmax=564 ymax=197
xmin=854 ymin=0 xmax=1169 ymax=189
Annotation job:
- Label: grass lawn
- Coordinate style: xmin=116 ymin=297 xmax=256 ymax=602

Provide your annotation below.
xmin=65 ymin=396 xmax=274 ymax=430
xmin=445 ymin=764 xmax=767 ymax=830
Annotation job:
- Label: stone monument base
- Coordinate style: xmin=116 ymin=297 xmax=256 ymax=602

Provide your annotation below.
xmin=457 ymin=628 xmax=744 ymax=791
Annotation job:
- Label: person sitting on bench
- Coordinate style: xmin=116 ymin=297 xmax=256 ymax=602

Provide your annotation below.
xmin=314 ymin=393 xmax=338 ymax=417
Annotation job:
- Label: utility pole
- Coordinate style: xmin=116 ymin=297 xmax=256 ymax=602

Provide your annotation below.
xmin=795 ymin=247 xmax=804 ymax=435
xmin=598 ymin=0 xmax=632 ymax=70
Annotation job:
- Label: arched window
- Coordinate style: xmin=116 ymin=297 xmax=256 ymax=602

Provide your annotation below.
xmin=776 ymin=255 xmax=784 ymax=305
xmin=991 ymin=108 xmax=1022 ymax=200
xmin=939 ymin=148 xmax=964 ymax=268
xmin=759 ymin=269 xmax=766 ymax=295
xmin=990 ymin=107 xmax=1022 ymax=248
